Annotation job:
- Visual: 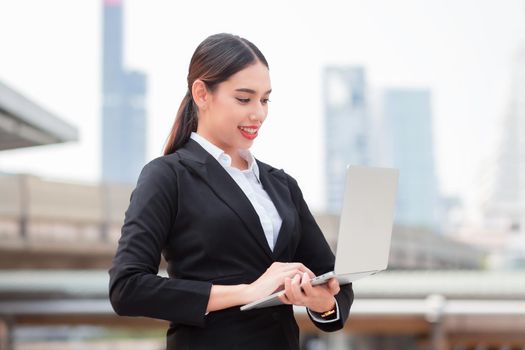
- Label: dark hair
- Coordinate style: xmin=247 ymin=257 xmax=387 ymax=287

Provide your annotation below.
xmin=163 ymin=33 xmax=269 ymax=155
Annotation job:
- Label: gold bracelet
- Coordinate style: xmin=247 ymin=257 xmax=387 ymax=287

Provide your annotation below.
xmin=320 ymin=308 xmax=336 ymax=318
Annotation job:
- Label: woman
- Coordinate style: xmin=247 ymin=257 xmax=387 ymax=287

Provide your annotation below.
xmin=109 ymin=33 xmax=353 ymax=350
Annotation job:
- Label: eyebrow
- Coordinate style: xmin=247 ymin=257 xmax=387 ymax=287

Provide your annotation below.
xmin=235 ymin=88 xmax=272 ymax=95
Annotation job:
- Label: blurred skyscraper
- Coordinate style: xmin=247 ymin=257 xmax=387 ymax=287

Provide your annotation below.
xmin=382 ymin=89 xmax=440 ymax=231
xmin=489 ymin=44 xmax=525 ymax=229
xmin=323 ymin=66 xmax=369 ymax=213
xmin=484 ymin=43 xmax=525 ymax=267
xmin=102 ymin=0 xmax=147 ymax=184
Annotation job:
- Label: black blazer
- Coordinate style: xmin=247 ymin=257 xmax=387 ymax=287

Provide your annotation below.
xmin=109 ymin=139 xmax=354 ymax=350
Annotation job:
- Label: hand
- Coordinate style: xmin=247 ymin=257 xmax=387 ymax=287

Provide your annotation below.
xmin=278 ymin=273 xmax=340 ymax=313
xmin=246 ymin=262 xmax=315 ymax=302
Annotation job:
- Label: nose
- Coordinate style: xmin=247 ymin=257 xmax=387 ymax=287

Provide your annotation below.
xmin=250 ymin=103 xmax=266 ymax=124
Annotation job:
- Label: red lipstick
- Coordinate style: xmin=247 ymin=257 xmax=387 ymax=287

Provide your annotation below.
xmin=238 ymin=125 xmax=259 ymax=140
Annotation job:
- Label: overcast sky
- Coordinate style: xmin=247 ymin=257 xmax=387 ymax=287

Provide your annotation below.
xmin=0 ymin=0 xmax=524 ymax=217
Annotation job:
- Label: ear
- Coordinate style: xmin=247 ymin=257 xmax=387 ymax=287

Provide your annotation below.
xmin=191 ymin=79 xmax=209 ymax=111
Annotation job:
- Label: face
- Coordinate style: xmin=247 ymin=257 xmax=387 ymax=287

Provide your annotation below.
xmin=195 ymin=61 xmax=271 ymax=155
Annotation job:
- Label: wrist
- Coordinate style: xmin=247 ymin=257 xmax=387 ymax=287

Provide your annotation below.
xmin=240 ymin=283 xmax=253 ymax=304
xmin=310 ymin=297 xmax=336 ymax=314
xmin=207 ymin=283 xmax=252 ymax=313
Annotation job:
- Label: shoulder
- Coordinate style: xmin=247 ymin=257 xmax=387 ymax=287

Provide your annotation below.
xmin=143 ymin=152 xmax=183 ymax=173
xmin=135 ymin=153 xmax=184 ymax=190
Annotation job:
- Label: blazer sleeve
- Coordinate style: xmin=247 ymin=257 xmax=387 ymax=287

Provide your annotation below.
xmin=287 ymin=174 xmax=354 ymax=332
xmin=108 ymin=158 xmax=212 ymax=328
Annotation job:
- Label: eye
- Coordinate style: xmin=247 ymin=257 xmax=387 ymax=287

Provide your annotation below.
xmin=236 ymin=98 xmax=250 ymax=103
xmin=261 ymin=98 xmax=271 ymax=105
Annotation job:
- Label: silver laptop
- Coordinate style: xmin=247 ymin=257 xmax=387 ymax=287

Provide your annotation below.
xmin=240 ymin=165 xmax=399 ymax=311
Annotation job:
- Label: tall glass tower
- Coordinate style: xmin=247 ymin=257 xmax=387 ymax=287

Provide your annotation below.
xmin=102 ymin=0 xmax=146 ymax=184
xmin=323 ymin=66 xmax=369 ymax=213
xmin=485 ymin=44 xmax=525 ymax=267
xmin=383 ymin=88 xmax=439 ymax=231
xmin=490 ymin=44 xmax=525 ymax=228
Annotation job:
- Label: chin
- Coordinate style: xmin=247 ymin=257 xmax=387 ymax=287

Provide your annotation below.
xmin=242 ymin=140 xmax=255 ymax=149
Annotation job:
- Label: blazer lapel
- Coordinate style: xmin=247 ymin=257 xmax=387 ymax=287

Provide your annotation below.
xmin=257 ymin=161 xmax=297 ymax=259
xmin=177 ymin=140 xmax=274 ymax=259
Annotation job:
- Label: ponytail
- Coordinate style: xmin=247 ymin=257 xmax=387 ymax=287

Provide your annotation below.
xmin=163 ymin=90 xmax=198 ymax=155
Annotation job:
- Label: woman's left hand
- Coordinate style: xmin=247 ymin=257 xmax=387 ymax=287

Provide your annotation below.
xmin=277 ymin=272 xmax=340 ymax=313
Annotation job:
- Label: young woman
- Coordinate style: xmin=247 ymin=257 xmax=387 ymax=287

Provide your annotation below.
xmin=109 ymin=33 xmax=354 ymax=350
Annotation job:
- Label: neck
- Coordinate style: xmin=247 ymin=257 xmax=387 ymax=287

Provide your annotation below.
xmin=193 ymin=131 xmax=250 ymax=170
xmin=231 ymin=156 xmax=248 ymax=171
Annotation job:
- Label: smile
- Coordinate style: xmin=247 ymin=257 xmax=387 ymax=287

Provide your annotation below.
xmin=238 ymin=126 xmax=259 ymax=140
xmin=238 ymin=126 xmax=258 ymax=134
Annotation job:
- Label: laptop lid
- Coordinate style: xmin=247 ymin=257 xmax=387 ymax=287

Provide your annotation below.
xmin=334 ymin=165 xmax=399 ymax=275
xmin=240 ymin=165 xmax=398 ymax=311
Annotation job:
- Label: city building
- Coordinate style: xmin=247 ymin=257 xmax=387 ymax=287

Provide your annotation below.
xmin=323 ymin=66 xmax=369 ymax=213
xmin=101 ymin=0 xmax=147 ymax=185
xmin=382 ymin=88 xmax=440 ymax=232
xmin=482 ymin=43 xmax=525 ymax=268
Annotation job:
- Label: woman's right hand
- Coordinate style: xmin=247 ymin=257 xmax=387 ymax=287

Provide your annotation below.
xmin=245 ymin=262 xmax=315 ymax=302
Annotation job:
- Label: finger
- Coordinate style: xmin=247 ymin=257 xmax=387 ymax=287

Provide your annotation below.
xmin=274 ymin=264 xmax=314 ymax=283
xmin=300 ymin=272 xmax=315 ymax=295
xmin=289 ymin=274 xmax=305 ymax=303
xmin=271 ymin=266 xmax=302 ymax=283
xmin=278 ymin=291 xmax=292 ymax=305
xmin=283 ymin=276 xmax=296 ymax=303
xmin=296 ymin=265 xmax=315 ymax=279
xmin=283 ymin=267 xmax=313 ymax=282
xmin=301 ymin=272 xmax=310 ymax=288
xmin=328 ymin=278 xmax=340 ymax=295
xmin=278 ymin=269 xmax=303 ymax=283
xmin=300 ymin=271 xmax=311 ymax=285
xmin=284 ymin=274 xmax=298 ymax=304
xmin=285 ymin=263 xmax=315 ymax=278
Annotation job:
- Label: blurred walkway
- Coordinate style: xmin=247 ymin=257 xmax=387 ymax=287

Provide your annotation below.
xmin=1 ymin=270 xmax=525 ymax=350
